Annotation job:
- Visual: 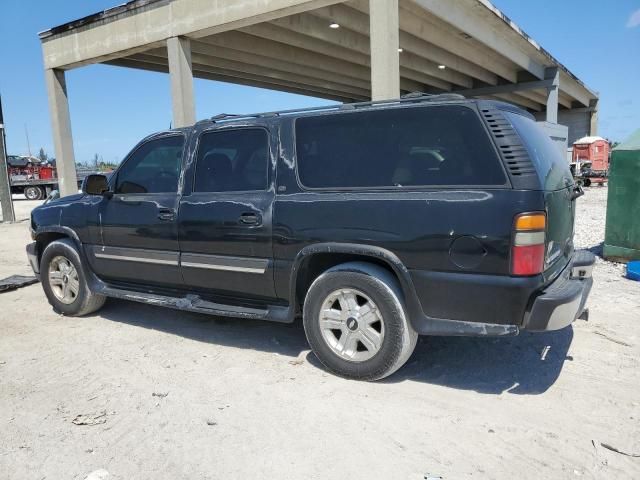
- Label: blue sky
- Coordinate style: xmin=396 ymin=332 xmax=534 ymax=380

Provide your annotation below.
xmin=1 ymin=1 xmax=639 ymax=163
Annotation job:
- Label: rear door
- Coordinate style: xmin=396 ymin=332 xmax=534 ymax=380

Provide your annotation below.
xmin=504 ymin=112 xmax=576 ymax=270
xmin=177 ymin=126 xmax=276 ymax=302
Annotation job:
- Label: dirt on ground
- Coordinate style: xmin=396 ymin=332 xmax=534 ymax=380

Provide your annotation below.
xmin=0 ymin=188 xmax=639 ymax=480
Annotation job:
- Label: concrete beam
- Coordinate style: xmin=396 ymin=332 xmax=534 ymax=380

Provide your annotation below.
xmin=145 ymin=47 xmax=373 ymax=99
xmin=545 ymin=67 xmax=559 ymax=124
xmin=311 ymin=4 xmax=498 ymax=85
xmin=558 ymin=91 xmax=574 ymax=110
xmin=269 ymin=12 xmax=465 ymax=87
xmin=410 ymin=0 xmax=545 ymax=79
xmin=167 ymin=37 xmax=195 ymax=128
xmin=190 ymin=38 xmax=371 ymax=90
xmin=453 ymin=78 xmax=555 ymax=97
xmin=107 ymin=57 xmax=357 ymax=103
xmin=355 ymin=0 xmax=518 ymax=83
xmin=44 ymin=69 xmax=78 ymax=198
xmin=198 ymin=31 xmax=369 ymax=85
xmin=516 ymin=89 xmax=548 ymax=106
xmin=494 ymin=93 xmax=542 ymax=112
xmin=41 ymin=0 xmax=344 ymax=70
xmin=523 ymin=88 xmax=571 ymax=109
xmin=125 ymin=53 xmax=371 ymax=102
xmin=558 ymin=70 xmax=591 ymax=107
xmin=241 ymin=22 xmax=450 ymax=91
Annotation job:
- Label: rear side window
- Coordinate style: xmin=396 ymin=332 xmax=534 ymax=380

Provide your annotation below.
xmin=116 ymin=135 xmax=184 ymax=194
xmin=505 ymin=111 xmax=573 ymax=190
xmin=194 ymin=129 xmax=269 ymax=192
xmin=295 ymin=105 xmax=505 ymax=189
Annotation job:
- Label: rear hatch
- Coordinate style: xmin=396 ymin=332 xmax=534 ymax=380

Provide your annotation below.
xmin=503 ymin=112 xmax=576 ymax=273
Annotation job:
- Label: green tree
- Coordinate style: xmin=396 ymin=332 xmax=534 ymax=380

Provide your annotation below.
xmin=38 ymin=147 xmax=48 ymax=162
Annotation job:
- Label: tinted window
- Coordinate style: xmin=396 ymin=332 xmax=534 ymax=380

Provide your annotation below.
xmin=116 ymin=135 xmax=184 ymax=194
xmin=295 ymin=105 xmax=505 ymax=189
xmin=194 ymin=129 xmax=269 ymax=192
xmin=505 ymin=111 xmax=573 ymax=190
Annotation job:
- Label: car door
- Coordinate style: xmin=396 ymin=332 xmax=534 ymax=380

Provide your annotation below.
xmin=86 ymin=133 xmax=186 ymax=287
xmin=177 ymin=126 xmax=276 ymax=302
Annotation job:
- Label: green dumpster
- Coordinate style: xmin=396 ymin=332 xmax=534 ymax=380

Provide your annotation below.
xmin=604 ymin=128 xmax=640 ymax=262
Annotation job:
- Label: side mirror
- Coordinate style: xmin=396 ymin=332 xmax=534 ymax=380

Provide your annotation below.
xmin=83 ymin=174 xmax=110 ymax=196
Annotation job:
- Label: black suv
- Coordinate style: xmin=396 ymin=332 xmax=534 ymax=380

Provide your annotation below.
xmin=26 ymin=94 xmax=594 ymax=380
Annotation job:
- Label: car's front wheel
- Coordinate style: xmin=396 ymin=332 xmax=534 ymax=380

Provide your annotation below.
xmin=40 ymin=239 xmax=106 ymax=316
xmin=303 ymin=262 xmax=417 ymax=381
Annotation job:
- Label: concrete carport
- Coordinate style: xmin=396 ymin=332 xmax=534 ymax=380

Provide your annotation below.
xmin=40 ymin=0 xmax=599 ymax=197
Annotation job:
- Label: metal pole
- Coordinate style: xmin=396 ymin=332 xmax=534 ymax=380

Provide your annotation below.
xmin=24 ymin=123 xmax=32 ymax=157
xmin=0 ymin=94 xmax=16 ymax=223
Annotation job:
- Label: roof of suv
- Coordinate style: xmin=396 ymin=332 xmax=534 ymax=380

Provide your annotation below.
xmin=193 ymin=94 xmax=533 ymax=129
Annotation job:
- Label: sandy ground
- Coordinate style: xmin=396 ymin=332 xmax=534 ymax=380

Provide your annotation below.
xmin=0 ymin=188 xmax=638 ymax=480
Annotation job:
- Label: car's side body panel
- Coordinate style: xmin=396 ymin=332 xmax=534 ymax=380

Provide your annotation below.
xmin=28 ymin=97 xmax=592 ymax=339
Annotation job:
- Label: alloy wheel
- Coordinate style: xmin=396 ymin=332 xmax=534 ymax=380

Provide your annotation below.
xmin=48 ymin=255 xmax=80 ymax=305
xmin=318 ymin=288 xmax=385 ymax=362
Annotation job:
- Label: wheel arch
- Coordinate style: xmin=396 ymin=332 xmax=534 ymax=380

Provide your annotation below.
xmin=289 ymin=243 xmax=422 ymax=318
xmin=35 ymin=227 xmax=83 ymax=267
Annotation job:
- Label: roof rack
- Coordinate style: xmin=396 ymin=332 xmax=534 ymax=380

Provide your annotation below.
xmin=206 ymin=92 xmax=466 ymax=124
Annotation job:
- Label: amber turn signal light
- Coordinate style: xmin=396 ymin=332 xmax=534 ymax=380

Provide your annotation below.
xmin=514 ymin=214 xmax=546 ymax=231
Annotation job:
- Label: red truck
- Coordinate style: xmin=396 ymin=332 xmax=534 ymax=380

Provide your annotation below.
xmin=571 ymin=136 xmax=610 ymax=187
xmin=8 ymin=155 xmax=90 ymax=199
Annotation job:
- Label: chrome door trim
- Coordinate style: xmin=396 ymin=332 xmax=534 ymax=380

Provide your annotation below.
xmin=90 ymin=245 xmax=179 ymax=266
xmin=180 ymin=253 xmax=268 ymax=274
xmin=89 ymin=246 xmax=269 ymax=273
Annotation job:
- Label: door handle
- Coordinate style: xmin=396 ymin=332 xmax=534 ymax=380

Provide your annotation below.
xmin=238 ymin=213 xmax=261 ymax=225
xmin=158 ymin=208 xmax=175 ymax=221
xmin=115 ymin=195 xmax=141 ymax=205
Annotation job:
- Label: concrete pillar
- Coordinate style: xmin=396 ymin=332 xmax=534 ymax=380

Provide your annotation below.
xmin=45 ymin=69 xmax=78 ymax=198
xmin=369 ymin=0 xmax=400 ymax=100
xmin=544 ymin=67 xmax=559 ymax=124
xmin=589 ymin=99 xmax=598 ymax=135
xmin=167 ymin=36 xmax=196 ymax=127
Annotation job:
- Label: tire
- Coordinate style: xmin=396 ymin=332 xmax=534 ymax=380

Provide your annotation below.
xmin=303 ymin=262 xmax=418 ymax=381
xmin=25 ymin=186 xmax=44 ymax=200
xmin=40 ymin=238 xmax=106 ymax=316
xmin=583 ymin=178 xmax=591 ymax=187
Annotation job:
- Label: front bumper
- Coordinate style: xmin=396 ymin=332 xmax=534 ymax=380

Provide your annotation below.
xmin=522 ymin=250 xmax=595 ymax=331
xmin=26 ymin=242 xmax=40 ymax=276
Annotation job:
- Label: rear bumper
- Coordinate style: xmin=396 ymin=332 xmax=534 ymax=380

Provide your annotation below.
xmin=26 ymin=242 xmax=40 ymax=276
xmin=521 ymin=250 xmax=595 ymax=331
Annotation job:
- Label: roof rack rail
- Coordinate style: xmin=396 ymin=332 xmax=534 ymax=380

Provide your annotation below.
xmin=401 ymin=92 xmax=435 ymax=99
xmin=209 ymin=112 xmax=280 ymax=123
xmin=401 ymin=92 xmax=466 ymax=102
xmin=204 ymin=93 xmax=467 ymax=124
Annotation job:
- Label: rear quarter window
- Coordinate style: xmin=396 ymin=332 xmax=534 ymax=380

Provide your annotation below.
xmin=504 ymin=111 xmax=573 ymax=190
xmin=295 ymin=105 xmax=506 ymax=189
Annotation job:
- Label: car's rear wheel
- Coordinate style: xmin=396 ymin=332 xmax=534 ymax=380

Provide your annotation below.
xmin=303 ymin=262 xmax=417 ymax=381
xmin=40 ymin=239 xmax=106 ymax=316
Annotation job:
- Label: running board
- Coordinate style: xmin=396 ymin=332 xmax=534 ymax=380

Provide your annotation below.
xmin=97 ymin=285 xmax=292 ymax=323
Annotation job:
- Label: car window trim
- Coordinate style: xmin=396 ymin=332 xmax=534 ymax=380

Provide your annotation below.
xmin=291 ymin=103 xmax=510 ymax=192
xmin=111 ymin=131 xmax=187 ymax=196
xmin=190 ymin=125 xmax=271 ymax=195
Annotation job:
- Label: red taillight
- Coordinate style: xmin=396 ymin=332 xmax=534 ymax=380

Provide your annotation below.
xmin=511 ymin=213 xmax=546 ymax=276
xmin=511 ymin=244 xmax=545 ymax=275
